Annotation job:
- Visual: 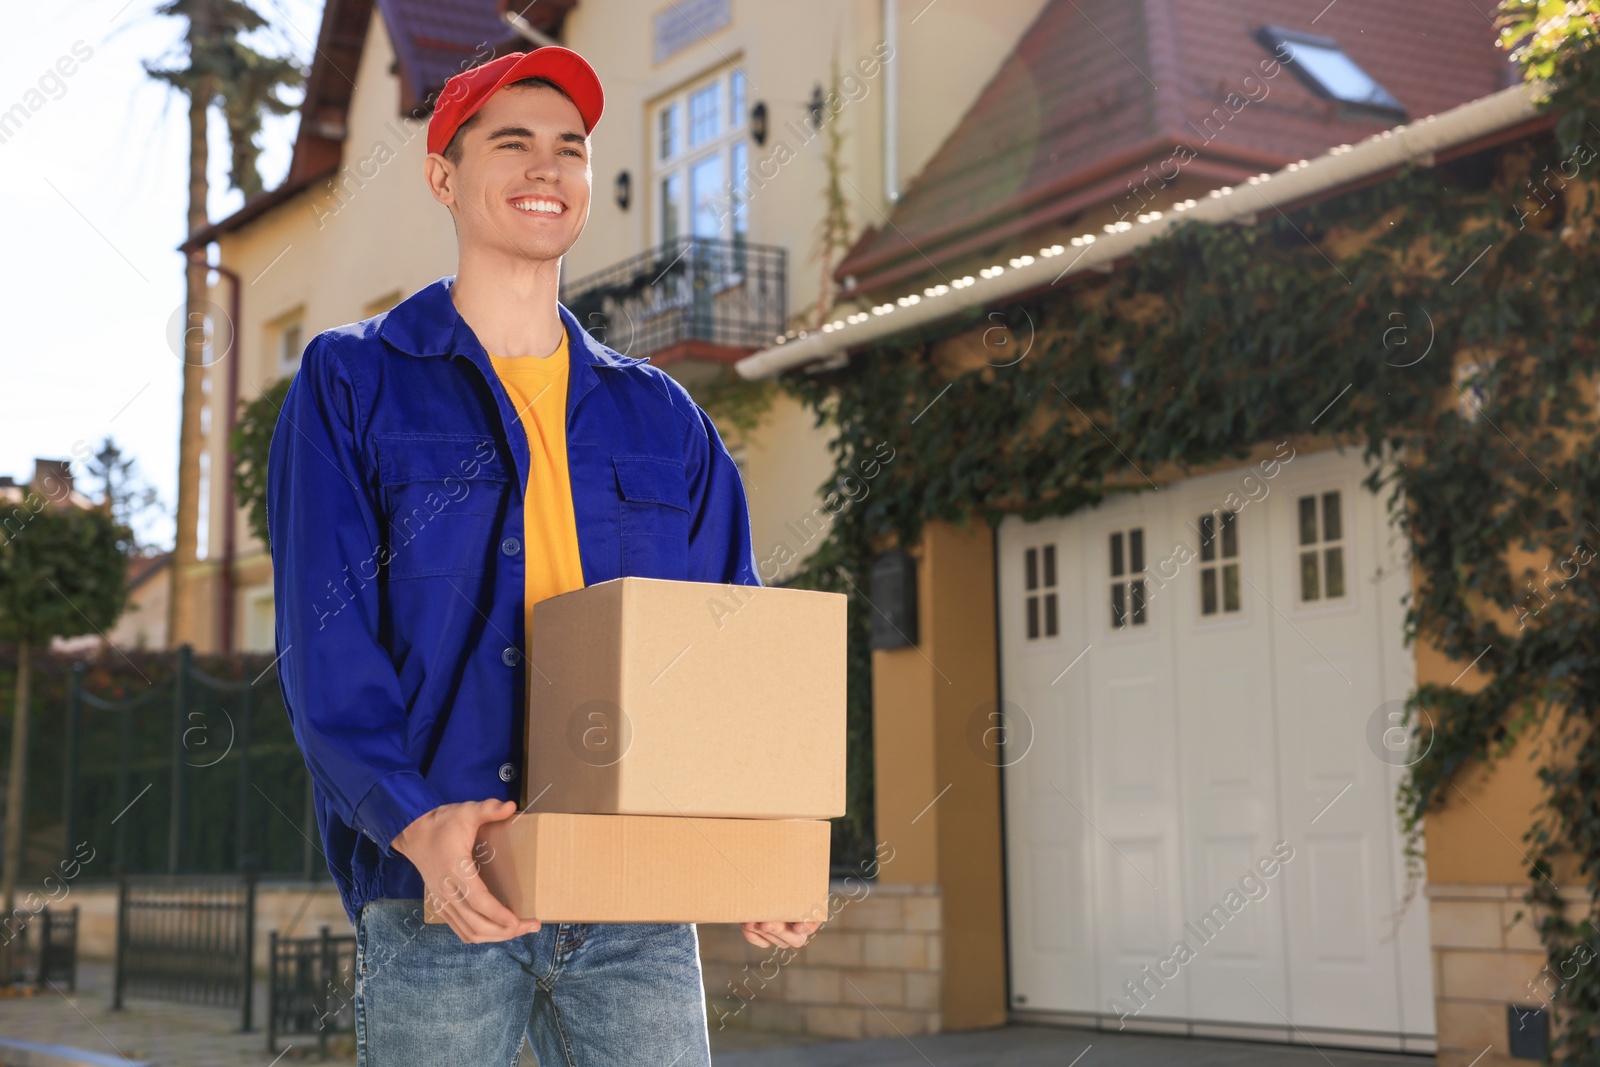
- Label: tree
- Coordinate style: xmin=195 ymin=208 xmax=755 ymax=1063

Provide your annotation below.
xmin=0 ymin=502 xmax=127 ymax=982
xmin=81 ymin=437 xmax=162 ymax=553
xmin=232 ymin=376 xmax=290 ymax=552
xmin=144 ymin=0 xmax=301 ymax=647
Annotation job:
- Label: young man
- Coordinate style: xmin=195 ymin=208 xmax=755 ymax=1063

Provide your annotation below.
xmin=266 ymin=47 xmax=818 ymax=1066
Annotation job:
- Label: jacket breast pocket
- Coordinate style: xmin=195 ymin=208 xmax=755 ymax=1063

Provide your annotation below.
xmin=613 ymin=454 xmax=690 ymax=579
xmin=374 ymin=433 xmax=511 ymax=580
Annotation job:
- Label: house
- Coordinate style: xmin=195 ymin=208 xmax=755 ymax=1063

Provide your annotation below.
xmin=170 ymin=0 xmax=1532 ymax=1055
xmin=735 ymin=11 xmax=1575 ymax=1066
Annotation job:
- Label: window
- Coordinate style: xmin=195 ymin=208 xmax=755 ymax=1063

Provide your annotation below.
xmin=688 ymin=82 xmax=720 ymax=146
xmin=1109 ymin=528 xmax=1148 ymax=629
xmin=1024 ymin=544 xmax=1058 ymax=640
xmin=1257 ymin=26 xmax=1403 ymax=115
xmin=245 ymin=588 xmax=276 ymax=653
xmin=271 ymin=310 xmax=306 ymax=375
xmin=658 ymin=102 xmax=679 ymax=161
xmin=653 ymin=66 xmax=748 ymax=245
xmin=1198 ymin=509 xmax=1241 ymax=616
xmin=1298 ymin=491 xmax=1346 ymax=602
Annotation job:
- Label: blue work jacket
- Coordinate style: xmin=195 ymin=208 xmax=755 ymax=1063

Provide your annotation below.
xmin=266 ymin=276 xmax=760 ymax=924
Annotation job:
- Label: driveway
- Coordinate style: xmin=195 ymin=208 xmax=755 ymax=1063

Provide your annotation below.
xmin=713 ymin=1025 xmax=1432 ymax=1067
xmin=0 ymin=964 xmax=1430 ymax=1067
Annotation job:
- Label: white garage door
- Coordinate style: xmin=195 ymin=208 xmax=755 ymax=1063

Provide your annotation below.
xmin=999 ymin=446 xmax=1435 ymax=1051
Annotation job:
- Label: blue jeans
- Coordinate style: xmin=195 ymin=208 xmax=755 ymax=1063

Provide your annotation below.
xmin=353 ymin=899 xmax=712 ymax=1066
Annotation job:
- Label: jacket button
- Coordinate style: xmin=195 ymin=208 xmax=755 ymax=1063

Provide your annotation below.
xmin=498 ymin=763 xmax=517 ymax=782
xmin=501 ymin=646 xmax=521 ymax=666
xmin=501 ymin=537 xmax=521 ymax=556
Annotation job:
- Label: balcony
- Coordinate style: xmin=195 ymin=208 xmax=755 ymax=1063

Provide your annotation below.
xmin=561 ymin=236 xmax=786 ymax=367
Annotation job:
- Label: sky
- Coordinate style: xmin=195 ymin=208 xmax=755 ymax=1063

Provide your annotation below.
xmin=0 ymin=0 xmax=323 ymax=549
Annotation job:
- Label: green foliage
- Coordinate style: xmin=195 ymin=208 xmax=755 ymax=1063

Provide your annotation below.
xmin=144 ymin=0 xmax=304 ymax=197
xmin=0 ymin=505 xmax=128 ymax=645
xmin=785 ymin=533 xmax=877 ymax=871
xmin=0 ymin=646 xmax=311 ymax=879
xmin=233 ymin=376 xmax=290 ymax=552
xmin=693 ymin=369 xmax=779 ymax=445
xmin=1499 ymin=0 xmax=1600 ymax=82
xmin=80 ymin=437 xmax=162 ymax=553
xmin=785 ymin=17 xmax=1600 ymax=1056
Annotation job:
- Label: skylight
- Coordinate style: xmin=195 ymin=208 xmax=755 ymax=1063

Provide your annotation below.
xmin=1257 ymin=26 xmax=1404 ymax=115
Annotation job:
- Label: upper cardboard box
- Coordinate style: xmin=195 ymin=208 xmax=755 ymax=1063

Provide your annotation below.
xmin=524 ymin=577 xmax=846 ymax=819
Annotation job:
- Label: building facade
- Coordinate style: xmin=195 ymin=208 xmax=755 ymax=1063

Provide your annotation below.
xmin=171 ymin=0 xmax=1550 ymax=1058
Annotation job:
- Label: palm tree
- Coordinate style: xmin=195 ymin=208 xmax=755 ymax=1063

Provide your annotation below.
xmin=144 ymin=0 xmax=301 ymax=648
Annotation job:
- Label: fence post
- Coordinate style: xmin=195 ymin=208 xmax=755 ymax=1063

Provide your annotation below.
xmin=302 ymin=773 xmax=317 ymax=882
xmin=61 ymin=664 xmax=82 ymax=864
xmin=168 ymin=645 xmax=191 ymax=875
xmin=113 ymin=700 xmax=131 ymax=875
xmin=267 ymin=929 xmax=278 ymax=1053
xmin=36 ymin=909 xmax=52 ymax=991
xmin=240 ymin=872 xmax=256 ymax=1032
xmin=236 ymin=684 xmax=253 ymax=873
xmin=111 ymin=876 xmax=127 ymax=1010
xmin=318 ymin=924 xmax=332 ymax=1058
xmin=66 ymin=904 xmax=78 ymax=993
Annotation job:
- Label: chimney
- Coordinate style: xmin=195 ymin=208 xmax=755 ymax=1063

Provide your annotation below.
xmin=32 ymin=458 xmax=75 ymax=506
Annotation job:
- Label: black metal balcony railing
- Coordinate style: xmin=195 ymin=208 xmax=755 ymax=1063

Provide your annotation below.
xmin=562 ymin=235 xmax=786 ymax=361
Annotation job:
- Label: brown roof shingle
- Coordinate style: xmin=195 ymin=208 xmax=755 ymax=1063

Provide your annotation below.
xmin=837 ymin=0 xmax=1510 ymax=293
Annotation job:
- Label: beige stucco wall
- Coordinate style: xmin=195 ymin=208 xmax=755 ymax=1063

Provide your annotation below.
xmin=871 ymin=520 xmax=1007 ymax=1030
xmin=560 ymin=0 xmax=1049 ymax=313
xmin=187 ymin=0 xmax=1049 ymax=645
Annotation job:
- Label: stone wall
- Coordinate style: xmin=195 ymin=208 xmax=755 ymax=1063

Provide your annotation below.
xmin=1429 ymin=882 xmax=1574 ymax=1066
xmin=698 ymin=881 xmax=943 ymax=1039
xmin=49 ymin=878 xmax=947 ymax=1042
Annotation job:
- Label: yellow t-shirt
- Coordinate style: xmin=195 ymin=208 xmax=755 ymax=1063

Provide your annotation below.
xmin=487 ymin=328 xmax=586 ymax=646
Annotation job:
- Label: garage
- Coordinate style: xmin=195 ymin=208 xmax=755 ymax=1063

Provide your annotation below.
xmin=999 ymin=447 xmax=1436 ymax=1051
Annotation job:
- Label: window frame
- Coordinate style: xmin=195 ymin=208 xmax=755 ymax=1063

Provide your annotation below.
xmin=1256 ymin=25 xmax=1404 ymax=118
xmin=1105 ymin=524 xmax=1151 ymax=635
xmin=650 ymin=63 xmax=750 ymax=248
xmin=1195 ymin=507 xmax=1244 ymax=621
xmin=1291 ymin=481 xmax=1357 ymax=614
xmin=1023 ymin=543 xmax=1061 ymax=641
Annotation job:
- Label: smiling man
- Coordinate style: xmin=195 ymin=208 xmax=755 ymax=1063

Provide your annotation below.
xmin=266 ymin=47 xmax=817 ymax=1067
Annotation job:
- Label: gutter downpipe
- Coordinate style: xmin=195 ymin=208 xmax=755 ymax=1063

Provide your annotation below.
xmin=191 ymin=251 xmax=243 ymax=655
xmin=735 ymin=81 xmax=1543 ymax=381
xmin=884 ymin=0 xmax=899 ymax=204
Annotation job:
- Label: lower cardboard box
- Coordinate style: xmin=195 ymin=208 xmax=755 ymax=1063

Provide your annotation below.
xmin=422 ymin=812 xmax=831 ymax=924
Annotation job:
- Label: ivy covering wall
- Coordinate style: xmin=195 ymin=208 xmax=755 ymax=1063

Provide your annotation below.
xmin=787 ymin=12 xmax=1600 ymax=1056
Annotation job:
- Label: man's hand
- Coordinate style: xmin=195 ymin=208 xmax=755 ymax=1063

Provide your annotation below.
xmin=391 ymin=799 xmax=540 ymax=944
xmin=740 ymin=920 xmax=821 ymax=950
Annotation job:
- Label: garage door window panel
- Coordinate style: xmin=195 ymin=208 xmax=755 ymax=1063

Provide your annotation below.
xmin=1109 ymin=528 xmax=1147 ymax=629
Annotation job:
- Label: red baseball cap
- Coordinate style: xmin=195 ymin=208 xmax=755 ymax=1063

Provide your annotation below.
xmin=427 ymin=47 xmax=604 ymax=157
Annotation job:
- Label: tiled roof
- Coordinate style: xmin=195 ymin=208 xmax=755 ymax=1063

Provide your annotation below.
xmin=837 ymin=0 xmax=1511 ymax=293
xmin=381 ymin=0 xmax=538 ymax=112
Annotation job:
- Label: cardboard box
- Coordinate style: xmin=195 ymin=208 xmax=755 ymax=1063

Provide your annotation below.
xmin=523 ymin=578 xmax=846 ymax=819
xmin=422 ymin=813 xmax=831 ymax=923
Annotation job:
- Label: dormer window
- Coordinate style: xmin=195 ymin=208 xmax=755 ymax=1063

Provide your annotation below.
xmin=1257 ymin=26 xmax=1404 ymax=116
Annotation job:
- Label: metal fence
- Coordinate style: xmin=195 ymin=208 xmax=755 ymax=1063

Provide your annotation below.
xmin=268 ymin=926 xmax=357 ymax=1058
xmin=563 ymin=235 xmax=786 ymax=360
xmin=112 ymin=874 xmax=256 ymax=1030
xmin=5 ymin=904 xmax=78 ymax=990
xmin=43 ymin=645 xmax=322 ymax=880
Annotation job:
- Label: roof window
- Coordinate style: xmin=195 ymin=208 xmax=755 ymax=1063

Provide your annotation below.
xmin=1257 ymin=26 xmax=1404 ymax=116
